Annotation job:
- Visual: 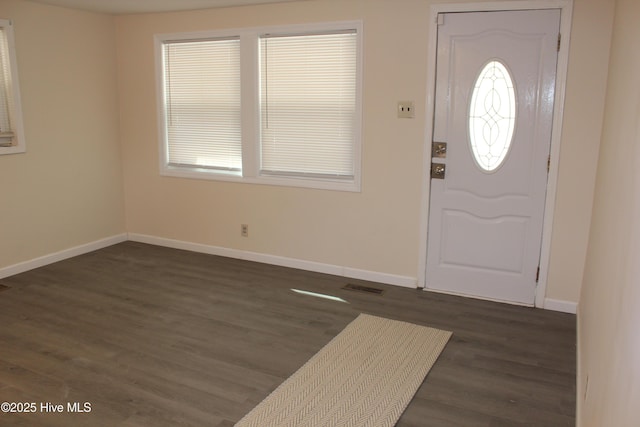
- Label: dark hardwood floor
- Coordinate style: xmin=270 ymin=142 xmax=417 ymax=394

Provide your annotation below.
xmin=0 ymin=242 xmax=576 ymax=426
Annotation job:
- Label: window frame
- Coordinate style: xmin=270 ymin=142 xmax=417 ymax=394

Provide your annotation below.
xmin=0 ymin=19 xmax=26 ymax=156
xmin=154 ymin=21 xmax=363 ymax=192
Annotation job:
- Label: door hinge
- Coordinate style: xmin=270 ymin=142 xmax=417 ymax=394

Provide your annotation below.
xmin=536 ymin=266 xmax=540 ymax=283
xmin=557 ymin=33 xmax=561 ymax=52
xmin=547 ymin=155 xmax=551 ymax=173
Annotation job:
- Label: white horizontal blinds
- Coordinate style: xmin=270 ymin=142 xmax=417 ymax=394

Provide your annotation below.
xmin=259 ymin=31 xmax=357 ymax=179
xmin=0 ymin=27 xmax=15 ymax=146
xmin=163 ymin=37 xmax=242 ymax=171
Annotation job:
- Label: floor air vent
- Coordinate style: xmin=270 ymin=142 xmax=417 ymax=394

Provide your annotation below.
xmin=342 ymin=283 xmax=385 ymax=295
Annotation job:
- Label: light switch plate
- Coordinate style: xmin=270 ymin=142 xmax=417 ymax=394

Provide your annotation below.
xmin=398 ymin=101 xmax=415 ymax=118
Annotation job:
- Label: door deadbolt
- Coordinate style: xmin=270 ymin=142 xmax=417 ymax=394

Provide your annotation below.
xmin=432 ymin=142 xmax=447 ymax=158
xmin=431 ymin=163 xmax=446 ymax=179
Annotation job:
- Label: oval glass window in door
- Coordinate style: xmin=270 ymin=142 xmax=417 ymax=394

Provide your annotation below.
xmin=468 ymin=60 xmax=516 ymax=172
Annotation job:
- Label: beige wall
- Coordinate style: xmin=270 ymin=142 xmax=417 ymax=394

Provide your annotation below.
xmin=117 ymin=0 xmax=432 ymax=278
xmin=578 ymin=0 xmax=640 ymax=424
xmin=0 ymin=0 xmax=615 ymax=307
xmin=116 ymin=0 xmax=611 ymax=304
xmin=545 ymin=0 xmax=614 ymax=303
xmin=0 ymin=0 xmax=125 ymax=270
xmin=1 ymin=0 xmax=635 ymax=421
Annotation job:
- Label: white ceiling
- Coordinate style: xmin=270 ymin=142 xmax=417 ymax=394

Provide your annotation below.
xmin=28 ymin=0 xmax=303 ymax=15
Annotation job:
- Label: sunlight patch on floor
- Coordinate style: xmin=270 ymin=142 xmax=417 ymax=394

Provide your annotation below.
xmin=291 ymin=289 xmax=349 ymax=303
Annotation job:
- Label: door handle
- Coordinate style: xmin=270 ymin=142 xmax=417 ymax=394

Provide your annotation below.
xmin=431 ymin=163 xmax=446 ymax=179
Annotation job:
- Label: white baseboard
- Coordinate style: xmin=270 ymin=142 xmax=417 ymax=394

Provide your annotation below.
xmin=544 ymin=298 xmax=578 ymax=314
xmin=128 ymin=233 xmax=418 ymax=289
xmin=423 ymin=288 xmax=578 ymax=314
xmin=0 ymin=234 xmax=128 ymax=280
xmin=1 ymin=232 xmax=576 ymax=315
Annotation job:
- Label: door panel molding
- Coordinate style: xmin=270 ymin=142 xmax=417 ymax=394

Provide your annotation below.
xmin=417 ymin=0 xmax=574 ymax=309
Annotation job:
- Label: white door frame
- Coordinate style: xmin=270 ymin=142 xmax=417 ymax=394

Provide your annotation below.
xmin=417 ymin=0 xmax=574 ymax=308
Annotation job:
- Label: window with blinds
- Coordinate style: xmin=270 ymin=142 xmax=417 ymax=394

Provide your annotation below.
xmin=0 ymin=19 xmax=25 ymax=155
xmin=259 ymin=31 xmax=357 ymax=179
xmin=155 ymin=22 xmax=362 ymax=191
xmin=160 ymin=37 xmax=242 ymax=172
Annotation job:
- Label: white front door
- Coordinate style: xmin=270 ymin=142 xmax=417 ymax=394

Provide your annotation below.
xmin=425 ymin=10 xmax=561 ymax=305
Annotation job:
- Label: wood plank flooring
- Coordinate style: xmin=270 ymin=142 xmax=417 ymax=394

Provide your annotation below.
xmin=0 ymin=242 xmax=576 ymax=426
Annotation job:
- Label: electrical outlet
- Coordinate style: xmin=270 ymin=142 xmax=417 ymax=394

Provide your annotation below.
xmin=241 ymin=224 xmax=249 ymax=237
xmin=398 ymin=101 xmax=415 ymax=118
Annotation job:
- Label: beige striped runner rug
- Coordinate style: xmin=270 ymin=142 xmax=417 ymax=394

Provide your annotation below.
xmin=235 ymin=313 xmax=452 ymax=427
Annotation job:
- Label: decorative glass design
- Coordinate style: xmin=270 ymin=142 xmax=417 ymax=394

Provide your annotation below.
xmin=468 ymin=60 xmax=516 ymax=172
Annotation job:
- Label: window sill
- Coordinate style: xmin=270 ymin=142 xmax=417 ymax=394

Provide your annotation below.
xmin=160 ymin=166 xmax=361 ymax=192
xmin=0 ymin=145 xmax=26 ymax=155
